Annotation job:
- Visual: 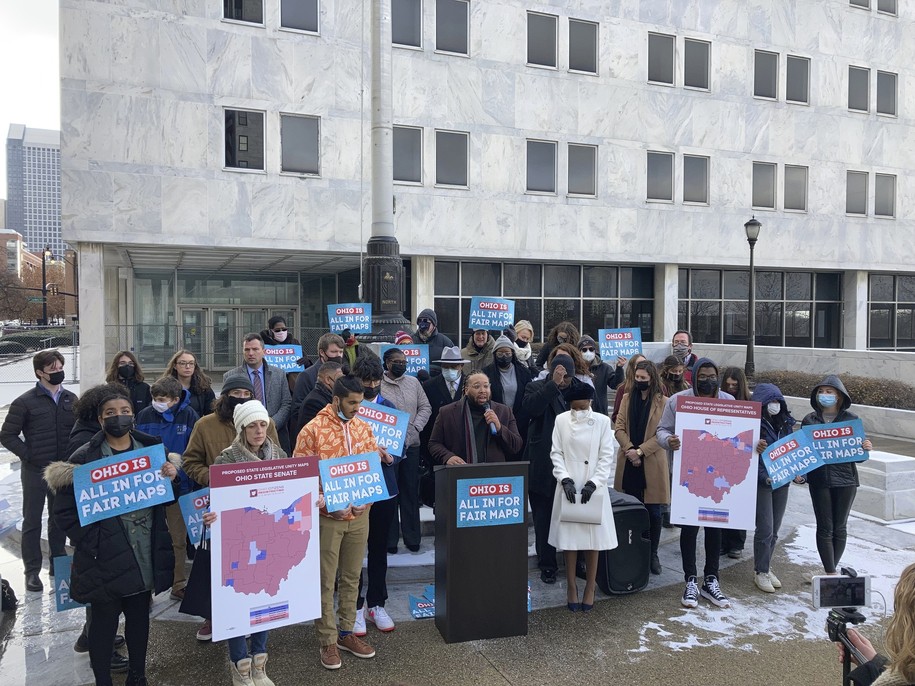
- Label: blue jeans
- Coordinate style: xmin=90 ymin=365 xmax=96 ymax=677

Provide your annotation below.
xmin=228 ymin=631 xmax=268 ymax=663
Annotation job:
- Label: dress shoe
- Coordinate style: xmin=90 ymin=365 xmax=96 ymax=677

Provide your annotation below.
xmin=25 ymin=573 xmax=43 ymax=592
xmin=540 ymin=569 xmax=557 ymax=584
xmin=110 ymin=651 xmax=130 ymax=673
xmin=406 ymin=544 xmax=420 ymax=553
xmin=566 ymin=602 xmax=580 ymax=612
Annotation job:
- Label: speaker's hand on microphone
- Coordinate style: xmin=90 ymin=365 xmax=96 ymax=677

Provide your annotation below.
xmin=483 ymin=408 xmax=501 ymax=431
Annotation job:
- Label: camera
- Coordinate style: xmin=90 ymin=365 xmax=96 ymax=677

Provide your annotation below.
xmin=820 ymin=567 xmax=870 ymax=685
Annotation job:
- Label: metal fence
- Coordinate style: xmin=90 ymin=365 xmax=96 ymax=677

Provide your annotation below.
xmin=0 ymin=326 xmax=80 ymax=383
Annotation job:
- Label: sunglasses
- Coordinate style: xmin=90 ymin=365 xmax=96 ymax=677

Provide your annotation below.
xmin=273 ymin=327 xmax=287 ymax=332
xmin=580 ymin=347 xmax=595 ymax=352
xmin=417 ymin=318 xmax=432 ymax=325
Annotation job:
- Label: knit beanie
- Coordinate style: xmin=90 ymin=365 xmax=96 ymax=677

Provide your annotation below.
xmin=233 ymin=400 xmax=269 ymax=434
xmin=221 ymin=375 xmax=255 ymax=396
xmin=418 ymin=308 xmax=438 ymax=327
xmin=493 ymin=335 xmax=515 ymax=353
xmin=394 ymin=330 xmax=413 ymax=345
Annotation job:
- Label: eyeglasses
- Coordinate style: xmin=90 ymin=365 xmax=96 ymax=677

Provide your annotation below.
xmin=580 ymin=347 xmax=595 ymax=352
xmin=417 ymin=318 xmax=432 ymax=325
xmin=556 ymin=336 xmax=569 ymax=343
xmin=697 ymin=375 xmax=718 ymax=383
xmin=176 ymin=361 xmax=196 ymax=367
xmin=272 ymin=327 xmax=287 ymax=332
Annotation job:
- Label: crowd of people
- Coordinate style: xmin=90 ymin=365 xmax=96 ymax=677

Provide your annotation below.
xmin=0 ymin=311 xmax=897 ymax=685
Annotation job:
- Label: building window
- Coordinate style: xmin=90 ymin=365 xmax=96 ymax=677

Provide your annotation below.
xmin=683 ymin=155 xmax=709 ymax=204
xmin=527 ymin=140 xmax=557 ymax=194
xmin=683 ymin=39 xmax=710 ymax=90
xmin=752 ymin=162 xmax=776 ymax=209
xmin=225 ymin=109 xmax=264 ymax=171
xmin=568 ymin=144 xmax=597 ymax=196
xmin=878 ymin=0 xmax=897 ymax=14
xmin=393 ymin=126 xmax=422 ymax=183
xmin=280 ymin=114 xmax=320 ymax=175
xmin=846 ymin=171 xmax=868 ymax=215
xmin=786 ymin=55 xmax=810 ymax=104
xmin=848 ymin=66 xmax=870 ymax=112
xmin=784 ymin=165 xmax=808 ymax=211
xmin=281 ymin=0 xmax=318 ymax=32
xmin=877 ymin=71 xmax=897 ymax=116
xmin=869 ymin=274 xmax=915 ymax=350
xmin=875 ymin=173 xmax=896 ymax=218
xmin=435 ymin=130 xmax=468 ymax=187
xmin=646 ymin=151 xmax=673 ymax=201
xmin=648 ymin=33 xmax=674 ymax=85
xmin=436 ymin=0 xmax=468 ymax=55
xmin=569 ymin=19 xmax=598 ymax=74
xmin=754 ymin=50 xmax=778 ymax=99
xmin=223 ymin=0 xmax=264 ymax=24
xmin=849 ymin=0 xmax=869 ymax=7
xmin=527 ymin=12 xmax=557 ymax=68
xmin=393 ymin=0 xmax=421 ymax=48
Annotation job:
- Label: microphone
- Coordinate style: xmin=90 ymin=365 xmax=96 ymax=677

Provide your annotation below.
xmin=483 ymin=402 xmax=497 ymax=435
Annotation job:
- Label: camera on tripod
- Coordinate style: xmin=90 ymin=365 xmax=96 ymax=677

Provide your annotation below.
xmin=814 ymin=567 xmax=872 ymax=685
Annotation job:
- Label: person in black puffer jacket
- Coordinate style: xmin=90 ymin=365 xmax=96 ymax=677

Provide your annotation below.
xmin=801 ymin=375 xmax=873 ymax=576
xmin=105 ymin=350 xmax=152 ymax=416
xmin=47 ymin=387 xmax=178 ymax=686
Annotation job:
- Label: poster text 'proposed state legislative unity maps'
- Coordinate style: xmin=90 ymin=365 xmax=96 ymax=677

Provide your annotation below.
xmin=680 ymin=429 xmax=755 ymax=504
xmin=221 ymin=494 xmax=312 ymax=596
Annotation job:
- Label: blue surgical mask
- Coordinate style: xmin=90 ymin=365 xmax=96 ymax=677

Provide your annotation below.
xmin=337 ymin=411 xmax=350 ymax=423
xmin=442 ymin=369 xmax=461 ymax=383
xmin=817 ymin=393 xmax=838 ymax=408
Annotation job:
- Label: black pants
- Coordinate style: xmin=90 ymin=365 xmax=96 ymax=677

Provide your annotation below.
xmin=720 ymin=529 xmax=747 ymax=553
xmin=388 ymin=445 xmax=421 ymax=549
xmin=529 ymin=491 xmax=557 ymax=572
xmin=809 ymin=485 xmax=857 ymax=574
xmin=680 ymin=526 xmax=721 ymax=581
xmin=21 ymin=467 xmax=66 ymax=575
xmin=89 ymin=591 xmax=151 ymax=686
xmin=358 ymin=496 xmax=398 ymax=609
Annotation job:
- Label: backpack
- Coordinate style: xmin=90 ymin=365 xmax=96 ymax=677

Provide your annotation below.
xmin=1 ymin=577 xmax=17 ymax=612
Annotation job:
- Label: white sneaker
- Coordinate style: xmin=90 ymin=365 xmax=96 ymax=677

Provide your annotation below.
xmin=754 ymin=572 xmax=775 ymax=593
xmin=367 ymin=605 xmax=395 ymax=632
xmin=353 ymin=607 xmax=367 ymax=637
xmin=768 ymin=570 xmax=782 ymax=589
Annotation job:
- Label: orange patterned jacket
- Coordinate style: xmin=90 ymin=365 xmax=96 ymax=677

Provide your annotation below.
xmin=294 ymin=404 xmax=379 ymax=520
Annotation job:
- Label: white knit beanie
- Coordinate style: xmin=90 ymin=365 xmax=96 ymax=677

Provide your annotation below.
xmin=233 ymin=400 xmax=269 ymax=434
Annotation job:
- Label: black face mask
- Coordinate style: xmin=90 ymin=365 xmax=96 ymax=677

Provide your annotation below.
xmin=225 ymin=396 xmax=250 ymax=414
xmin=117 ymin=364 xmax=136 ymax=380
xmin=516 ymin=340 xmax=528 ymax=348
xmin=635 ymin=380 xmax=650 ymax=392
xmin=666 ymin=374 xmax=682 ymax=384
xmin=46 ymin=370 xmax=65 ymax=386
xmin=103 ymin=415 xmax=134 ymax=438
xmin=696 ymin=379 xmax=717 ymax=396
xmin=363 ymin=385 xmax=380 ymax=400
xmin=389 ymin=362 xmax=407 ymax=378
xmin=326 ymin=356 xmax=344 ymax=366
xmin=495 ymin=354 xmax=513 ymax=369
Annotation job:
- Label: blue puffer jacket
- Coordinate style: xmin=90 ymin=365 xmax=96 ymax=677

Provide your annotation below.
xmin=135 ymin=389 xmax=200 ymax=495
xmin=751 ymin=383 xmax=797 ymax=485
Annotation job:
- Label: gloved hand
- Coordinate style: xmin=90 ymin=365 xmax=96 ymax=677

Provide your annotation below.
xmin=580 ymin=481 xmax=597 ymax=505
xmin=561 ymin=478 xmax=576 ymax=504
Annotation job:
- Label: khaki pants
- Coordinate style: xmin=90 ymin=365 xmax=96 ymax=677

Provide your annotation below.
xmin=315 ymin=512 xmax=370 ymax=647
xmin=164 ymin=503 xmax=187 ymax=590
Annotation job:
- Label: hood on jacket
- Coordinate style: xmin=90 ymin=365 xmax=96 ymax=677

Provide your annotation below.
xmin=692 ymin=356 xmax=719 ymax=381
xmin=751 ymin=383 xmax=791 ymax=417
xmin=809 ymin=374 xmax=852 ymax=412
xmin=45 ymin=450 xmax=182 ymax=493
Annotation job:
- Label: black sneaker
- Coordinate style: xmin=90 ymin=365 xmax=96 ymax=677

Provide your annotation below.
xmin=681 ymin=576 xmax=699 ymax=608
xmin=111 ymin=651 xmax=130 ymax=673
xmin=74 ymin=633 xmax=89 ymax=653
xmin=700 ymin=575 xmax=730 ymax=608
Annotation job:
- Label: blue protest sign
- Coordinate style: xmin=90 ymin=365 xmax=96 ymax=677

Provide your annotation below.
xmin=53 ymin=555 xmax=85 ymax=612
xmin=179 ymin=489 xmax=211 ymax=547
xmin=0 ymin=498 xmax=20 ymax=539
xmin=468 ymin=297 xmax=515 ymax=331
xmin=327 ymin=303 xmax=372 ymax=334
xmin=455 ymin=476 xmax=525 ymax=528
xmin=409 ymin=594 xmax=435 ymax=619
xmin=803 ymin=419 xmax=870 ymax=466
xmin=73 ymin=444 xmax=174 ymax=526
xmin=597 ymin=328 xmax=643 ymax=360
xmin=318 ymin=452 xmax=390 ymax=512
xmin=763 ymin=431 xmax=818 ymax=489
xmin=379 ymin=344 xmax=429 ymax=377
xmin=264 ymin=345 xmax=304 ymax=373
xmin=356 ymin=401 xmax=411 ymax=457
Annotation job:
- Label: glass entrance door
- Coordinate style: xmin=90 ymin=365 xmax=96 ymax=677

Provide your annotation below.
xmin=180 ymin=310 xmax=206 ymax=364
xmin=212 ymin=309 xmax=237 ymax=369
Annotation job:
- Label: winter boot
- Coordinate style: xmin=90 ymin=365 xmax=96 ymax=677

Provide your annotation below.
xmin=251 ymin=653 xmax=275 ymax=686
xmin=231 ymin=657 xmax=255 ymax=686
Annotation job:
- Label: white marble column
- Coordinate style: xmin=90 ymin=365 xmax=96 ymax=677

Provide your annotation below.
xmin=843 ymin=270 xmax=869 ymax=351
xmin=654 ymin=263 xmax=679 ymax=343
xmin=411 ymin=255 xmax=435 ymax=322
xmin=77 ymin=242 xmax=107 ymax=384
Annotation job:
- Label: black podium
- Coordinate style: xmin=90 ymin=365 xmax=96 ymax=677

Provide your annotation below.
xmin=434 ymin=462 xmax=529 ymax=643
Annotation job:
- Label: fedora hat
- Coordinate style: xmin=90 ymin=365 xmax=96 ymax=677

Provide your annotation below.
xmin=436 ymin=346 xmax=470 ymax=364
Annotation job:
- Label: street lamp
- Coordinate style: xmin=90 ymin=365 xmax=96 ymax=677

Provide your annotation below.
xmin=744 ymin=217 xmax=761 ymax=378
xmin=41 ymin=246 xmax=52 ymax=326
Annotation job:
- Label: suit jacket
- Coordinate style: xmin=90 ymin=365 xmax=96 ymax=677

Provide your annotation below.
xmin=224 ymin=362 xmax=292 ymax=448
xmin=428 ymin=398 xmax=522 ymax=465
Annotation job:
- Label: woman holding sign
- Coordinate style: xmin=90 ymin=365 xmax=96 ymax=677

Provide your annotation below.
xmin=802 ymin=375 xmax=873 ymax=577
xmin=47 ymin=388 xmax=179 ymax=686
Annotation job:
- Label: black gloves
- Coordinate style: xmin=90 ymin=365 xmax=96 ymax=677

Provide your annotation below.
xmin=561 ymin=478 xmax=576 ymax=504
xmin=580 ymin=481 xmax=597 ymax=504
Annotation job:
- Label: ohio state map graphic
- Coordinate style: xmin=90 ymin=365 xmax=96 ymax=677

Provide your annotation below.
xmin=221 ymin=494 xmax=312 ymax=596
xmin=679 ymin=429 xmax=755 ymax=503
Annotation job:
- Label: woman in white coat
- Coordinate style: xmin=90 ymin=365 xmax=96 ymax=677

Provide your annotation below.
xmin=548 ymin=380 xmax=617 ymax=612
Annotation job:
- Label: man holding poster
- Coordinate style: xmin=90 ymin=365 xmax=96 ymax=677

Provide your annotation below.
xmin=294 ymin=374 xmax=392 ymax=671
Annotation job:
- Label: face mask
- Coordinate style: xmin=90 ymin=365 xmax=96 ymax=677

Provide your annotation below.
xmin=516 ymin=340 xmax=528 ymax=349
xmin=515 ymin=346 xmax=532 ymax=362
xmin=337 ymin=411 xmax=350 ymax=423
xmin=363 ymin=385 xmax=379 ymax=400
xmin=118 ymin=364 xmax=135 ymax=380
xmin=635 ymin=380 xmax=650 ymax=392
xmin=389 ymin=362 xmax=407 ymax=378
xmin=152 ymin=400 xmax=171 ymax=413
xmin=696 ymin=379 xmax=717 ymax=396
xmin=442 ymin=368 xmax=461 ymax=383
xmin=46 ymin=370 xmax=65 ymax=386
xmin=273 ymin=330 xmax=288 ymax=342
xmin=418 ymin=321 xmax=431 ymax=332
xmin=496 ymin=354 xmax=513 ymax=369
xmin=581 ymin=351 xmax=596 ymax=363
xmin=672 ymin=344 xmax=689 ymax=362
xmin=666 ymin=374 xmax=682 ymax=384
xmin=326 ymin=355 xmax=343 ymax=366
xmin=818 ymin=393 xmax=838 ymax=408
xmin=225 ymin=396 xmax=249 ymax=414
xmin=767 ymin=402 xmax=781 ymax=416
xmin=103 ymin=415 xmax=133 ymax=438
xmin=570 ymin=408 xmax=592 ymax=422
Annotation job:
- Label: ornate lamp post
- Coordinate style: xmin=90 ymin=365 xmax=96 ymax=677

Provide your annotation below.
xmin=744 ymin=217 xmax=761 ymax=378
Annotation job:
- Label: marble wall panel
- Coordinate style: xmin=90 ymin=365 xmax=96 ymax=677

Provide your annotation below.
xmin=109 ymin=15 xmax=162 ymax=88
xmin=159 ymin=20 xmax=207 ymax=94
xmin=480 ymin=133 xmax=517 ymax=195
xmin=161 ymin=100 xmax=209 ymax=169
xmin=207 ymin=30 xmax=253 ymax=98
xmin=514 ymin=72 xmax=578 ymax=134
xmin=481 ymin=67 xmax=516 ymax=127
xmin=111 ymin=172 xmax=163 ymax=235
xmin=474 ymin=2 xmax=521 ymax=65
xmin=291 ymin=41 xmax=337 ymax=110
xmin=60 ymin=5 xmax=111 ymax=81
xmin=208 ymin=178 xmax=253 ymax=239
xmin=156 ymin=0 xmax=207 ymax=18
xmin=253 ymin=36 xmax=295 ymax=102
xmin=161 ymin=175 xmax=208 ymax=236
xmin=61 ymin=170 xmax=114 ymax=238
xmin=250 ymin=182 xmax=296 ymax=238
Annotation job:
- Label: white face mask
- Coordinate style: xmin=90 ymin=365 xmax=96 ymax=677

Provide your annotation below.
xmin=273 ymin=330 xmax=288 ymax=342
xmin=152 ymin=400 xmax=171 ymax=413
xmin=581 ymin=351 xmax=596 ymax=363
xmin=442 ymin=368 xmax=461 ymax=383
xmin=570 ymin=408 xmax=592 ymax=422
xmin=767 ymin=402 xmax=781 ymax=416
xmin=515 ymin=345 xmax=532 ymax=361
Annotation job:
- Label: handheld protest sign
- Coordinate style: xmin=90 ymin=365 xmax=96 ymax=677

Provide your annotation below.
xmin=264 ymin=345 xmax=304 ymax=373
xmin=379 ymin=344 xmax=429 ymax=377
xmin=803 ymin=419 xmax=870 ymax=466
xmin=763 ymin=431 xmax=818 ymax=489
xmin=179 ymin=488 xmax=211 ymax=547
xmin=597 ymin=328 xmax=642 ymax=360
xmin=468 ymin=297 xmax=515 ymax=331
xmin=54 ymin=555 xmax=85 ymax=612
xmin=328 ymin=303 xmax=372 ymax=334
xmin=318 ymin=452 xmax=390 ymax=512
xmin=357 ymin=401 xmax=411 ymax=457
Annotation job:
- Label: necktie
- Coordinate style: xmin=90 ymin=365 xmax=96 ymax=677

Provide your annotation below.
xmin=252 ymin=369 xmax=264 ymax=402
xmin=448 ymin=381 xmax=456 ymax=399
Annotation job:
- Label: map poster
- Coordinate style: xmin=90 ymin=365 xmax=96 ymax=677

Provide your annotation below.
xmin=209 ymin=456 xmax=322 ymax=642
xmin=670 ymin=395 xmax=762 ymax=529
xmin=264 ymin=345 xmax=304 ymax=373
xmin=803 ymin=419 xmax=870 ymax=467
xmin=178 ymin=488 xmax=211 ymax=547
xmin=318 ymin=452 xmax=390 ymax=512
xmin=379 ymin=344 xmax=429 ymax=377
xmin=597 ymin=328 xmax=643 ymax=360
xmin=357 ymin=400 xmax=411 ymax=457
xmin=763 ymin=431 xmax=818 ymax=489
xmin=53 ymin=555 xmax=85 ymax=612
xmin=327 ymin=303 xmax=372 ymax=333
xmin=468 ymin=297 xmax=515 ymax=331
